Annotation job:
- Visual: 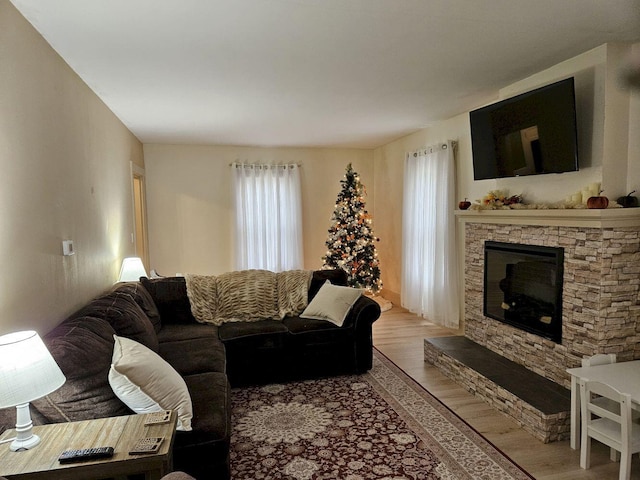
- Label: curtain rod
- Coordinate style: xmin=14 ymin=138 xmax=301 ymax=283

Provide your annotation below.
xmin=229 ymin=162 xmax=302 ymax=167
xmin=408 ymin=140 xmax=457 ymax=158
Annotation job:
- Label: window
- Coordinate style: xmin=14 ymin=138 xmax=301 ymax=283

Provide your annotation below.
xmin=233 ymin=163 xmax=303 ymax=272
xmin=402 ymin=142 xmax=459 ymax=328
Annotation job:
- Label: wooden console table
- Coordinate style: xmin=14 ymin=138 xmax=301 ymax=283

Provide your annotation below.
xmin=0 ymin=411 xmax=177 ymax=480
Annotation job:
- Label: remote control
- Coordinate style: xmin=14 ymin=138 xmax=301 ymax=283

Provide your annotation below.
xmin=144 ymin=410 xmax=172 ymax=425
xmin=129 ymin=437 xmax=164 ymax=455
xmin=58 ymin=446 xmax=114 ymax=463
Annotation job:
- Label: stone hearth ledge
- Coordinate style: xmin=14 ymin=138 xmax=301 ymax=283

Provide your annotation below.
xmin=424 ymin=336 xmax=570 ymax=443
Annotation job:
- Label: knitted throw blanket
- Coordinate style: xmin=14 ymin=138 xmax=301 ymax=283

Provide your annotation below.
xmin=185 ymin=269 xmax=312 ymax=326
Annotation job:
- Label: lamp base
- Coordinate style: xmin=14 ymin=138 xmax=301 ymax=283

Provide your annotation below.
xmin=10 ymin=433 xmax=41 ymax=452
xmin=10 ymin=403 xmax=41 ymax=452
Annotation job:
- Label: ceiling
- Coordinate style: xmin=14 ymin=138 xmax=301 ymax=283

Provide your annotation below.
xmin=9 ymin=0 xmax=640 ymax=148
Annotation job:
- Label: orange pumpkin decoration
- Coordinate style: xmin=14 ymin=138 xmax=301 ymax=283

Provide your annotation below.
xmin=459 ymin=198 xmax=471 ymax=210
xmin=587 ymin=192 xmax=609 ymax=209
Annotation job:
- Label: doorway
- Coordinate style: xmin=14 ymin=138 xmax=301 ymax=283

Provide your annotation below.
xmin=131 ymin=163 xmax=149 ymax=269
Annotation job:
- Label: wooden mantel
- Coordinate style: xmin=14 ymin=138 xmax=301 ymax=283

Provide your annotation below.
xmin=455 ymin=207 xmax=640 ymax=228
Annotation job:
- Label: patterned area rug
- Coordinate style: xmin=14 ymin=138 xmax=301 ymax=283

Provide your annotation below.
xmin=230 ymin=349 xmax=532 ymax=479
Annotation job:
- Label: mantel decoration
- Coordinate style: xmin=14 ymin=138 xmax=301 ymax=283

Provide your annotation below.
xmin=468 ymin=186 xmax=623 ymax=211
xmin=475 ymin=190 xmax=523 ymax=209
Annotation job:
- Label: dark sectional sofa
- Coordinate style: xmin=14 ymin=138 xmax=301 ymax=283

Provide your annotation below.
xmin=0 ymin=269 xmax=381 ymax=480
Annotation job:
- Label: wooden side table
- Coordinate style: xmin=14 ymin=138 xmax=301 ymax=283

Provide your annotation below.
xmin=0 ymin=411 xmax=177 ymax=480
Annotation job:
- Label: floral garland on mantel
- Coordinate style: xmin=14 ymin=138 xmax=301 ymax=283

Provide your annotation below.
xmin=468 ymin=190 xmax=621 ymax=210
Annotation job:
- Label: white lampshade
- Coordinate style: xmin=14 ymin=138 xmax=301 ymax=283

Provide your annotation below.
xmin=0 ymin=331 xmax=65 ymax=408
xmin=118 ymin=256 xmax=148 ymax=282
xmin=0 ymin=330 xmax=66 ymax=451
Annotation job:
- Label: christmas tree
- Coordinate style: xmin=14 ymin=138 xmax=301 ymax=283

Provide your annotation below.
xmin=322 ymin=163 xmax=382 ymax=294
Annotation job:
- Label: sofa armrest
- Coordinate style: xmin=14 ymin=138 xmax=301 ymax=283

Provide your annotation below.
xmin=341 ymin=295 xmax=381 ymax=372
xmin=342 ymin=295 xmax=381 ymax=330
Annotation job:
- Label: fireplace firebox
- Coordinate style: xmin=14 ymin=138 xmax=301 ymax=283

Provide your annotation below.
xmin=484 ymin=241 xmax=564 ymax=343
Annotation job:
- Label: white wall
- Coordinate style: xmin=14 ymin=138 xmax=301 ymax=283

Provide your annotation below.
xmin=0 ymin=2 xmax=144 ymax=335
xmin=373 ymin=42 xmax=639 ymax=306
xmin=144 ymin=144 xmax=375 ymax=276
xmin=486 ymin=44 xmax=624 ymax=205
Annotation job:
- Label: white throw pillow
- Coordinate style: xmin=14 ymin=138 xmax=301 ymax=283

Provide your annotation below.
xmin=108 ymin=335 xmax=193 ymax=431
xmin=300 ymin=281 xmax=363 ymax=327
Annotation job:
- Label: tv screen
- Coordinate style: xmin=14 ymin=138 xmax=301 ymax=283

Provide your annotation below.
xmin=470 ymin=77 xmax=578 ymax=180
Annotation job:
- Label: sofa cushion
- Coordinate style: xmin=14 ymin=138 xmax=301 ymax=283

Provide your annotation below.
xmin=140 ymin=277 xmax=197 ymax=325
xmin=308 ymin=269 xmax=348 ymax=301
xmin=283 ymin=316 xmax=354 ymax=346
xmin=218 ymin=320 xmax=289 ymax=386
xmin=218 ymin=319 xmax=288 ymax=344
xmin=282 ymin=316 xmax=344 ymax=334
xmin=300 ymin=281 xmax=363 ymax=327
xmin=33 ymin=317 xmax=131 ymax=423
xmin=157 ymin=322 xmax=220 ymax=343
xmin=71 ymin=290 xmax=159 ymax=352
xmin=173 ymin=372 xmax=231 ymax=479
xmin=109 ymin=335 xmax=193 ymax=431
xmin=283 ymin=317 xmax=355 ymax=354
xmin=159 ymin=337 xmax=227 ymax=376
xmin=112 ymin=282 xmax=162 ymax=333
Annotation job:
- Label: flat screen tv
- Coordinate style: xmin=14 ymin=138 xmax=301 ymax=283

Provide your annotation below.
xmin=470 ymin=77 xmax=578 ymax=180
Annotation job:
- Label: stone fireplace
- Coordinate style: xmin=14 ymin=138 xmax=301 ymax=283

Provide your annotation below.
xmin=460 ymin=209 xmax=640 ymax=388
xmin=424 ymin=208 xmax=640 ymax=442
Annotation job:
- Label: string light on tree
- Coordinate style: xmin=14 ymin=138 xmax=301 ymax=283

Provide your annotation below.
xmin=322 ymin=163 xmax=382 ymax=294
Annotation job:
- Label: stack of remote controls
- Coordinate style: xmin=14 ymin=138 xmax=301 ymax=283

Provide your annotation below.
xmin=58 ymin=437 xmax=165 ymax=463
xmin=57 ymin=412 xmax=171 ymax=463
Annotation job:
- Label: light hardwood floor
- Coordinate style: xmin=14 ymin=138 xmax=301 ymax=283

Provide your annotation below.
xmin=372 ymin=305 xmax=640 ymax=480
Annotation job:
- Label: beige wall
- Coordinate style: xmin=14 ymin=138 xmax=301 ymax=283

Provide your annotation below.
xmin=0 ymin=1 xmax=144 ymax=335
xmin=144 ymin=144 xmax=375 ymax=276
xmin=373 ymin=42 xmax=640 ymax=309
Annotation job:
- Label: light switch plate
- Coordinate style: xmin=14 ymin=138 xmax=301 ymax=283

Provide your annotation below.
xmin=62 ymin=240 xmax=75 ymax=256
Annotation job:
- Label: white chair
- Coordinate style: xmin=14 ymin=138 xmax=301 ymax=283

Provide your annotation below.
xmin=582 ymin=354 xmax=640 ymax=417
xmin=579 ymin=379 xmax=640 ymax=480
xmin=581 ymin=353 xmax=632 ymax=460
xmin=582 ymin=353 xmax=617 ymax=368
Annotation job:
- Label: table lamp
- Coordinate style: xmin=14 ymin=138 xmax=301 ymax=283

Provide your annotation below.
xmin=0 ymin=330 xmax=66 ymax=451
xmin=118 ymin=256 xmax=148 ymax=282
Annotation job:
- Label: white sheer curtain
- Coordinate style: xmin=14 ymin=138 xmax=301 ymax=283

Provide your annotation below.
xmin=401 ymin=142 xmax=459 ymax=328
xmin=233 ymin=163 xmax=303 ymax=272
